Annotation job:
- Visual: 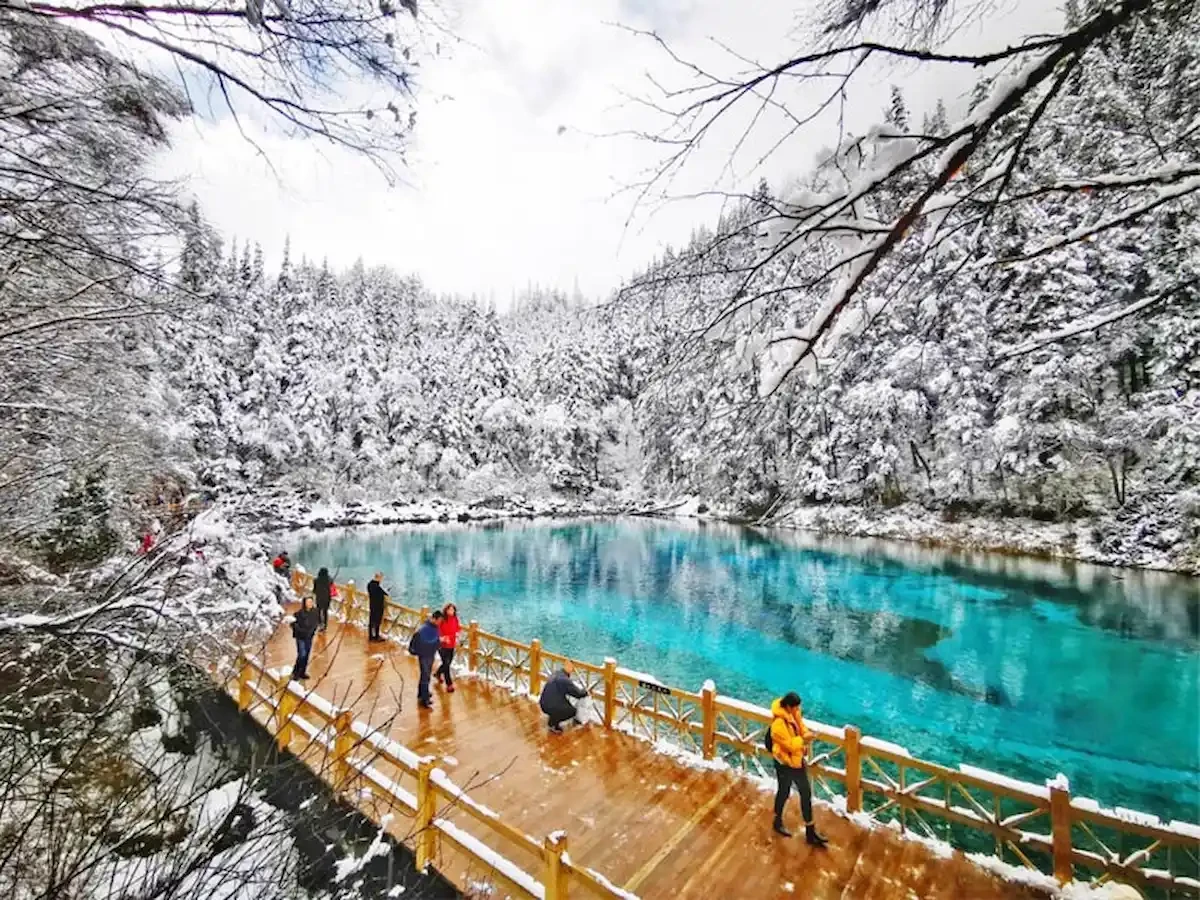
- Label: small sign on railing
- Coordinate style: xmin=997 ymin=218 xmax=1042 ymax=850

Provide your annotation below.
xmin=639 ymin=679 xmax=670 ymax=696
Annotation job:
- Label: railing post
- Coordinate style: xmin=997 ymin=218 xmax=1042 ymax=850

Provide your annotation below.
xmin=542 ymin=832 xmax=569 ymax=900
xmin=1050 ymin=782 xmax=1074 ymax=884
xmin=701 ymin=680 xmax=717 ymax=760
xmin=529 ymin=639 xmax=543 ymax=696
xmin=332 ymin=709 xmax=355 ymax=790
xmin=343 ymin=582 xmax=356 ymax=621
xmin=236 ymin=655 xmax=252 ymax=712
xmin=415 ymin=758 xmax=438 ymax=872
xmin=418 ymin=604 xmax=430 ymax=622
xmin=275 ymin=680 xmax=297 ymax=751
xmin=844 ymin=725 xmax=863 ymax=813
xmin=603 ymin=658 xmax=617 ymax=730
xmin=467 ymin=620 xmax=480 ymax=672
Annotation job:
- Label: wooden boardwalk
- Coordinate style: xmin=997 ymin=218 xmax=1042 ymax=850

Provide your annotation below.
xmin=248 ymin=611 xmax=1053 ymax=900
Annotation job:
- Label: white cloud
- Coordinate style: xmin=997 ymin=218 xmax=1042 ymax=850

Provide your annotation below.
xmin=152 ymin=0 xmax=1062 ymax=303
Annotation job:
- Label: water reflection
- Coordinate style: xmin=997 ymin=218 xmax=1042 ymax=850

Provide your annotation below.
xmin=296 ymin=518 xmax=1200 ymax=823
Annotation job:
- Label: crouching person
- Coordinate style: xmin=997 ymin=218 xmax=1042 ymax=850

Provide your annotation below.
xmin=538 ymin=661 xmax=588 ymax=733
xmin=770 ymin=691 xmax=828 ymax=847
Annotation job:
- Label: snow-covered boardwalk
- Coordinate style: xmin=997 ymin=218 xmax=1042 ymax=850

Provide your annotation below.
xmin=242 ymin=611 xmax=1055 ymax=900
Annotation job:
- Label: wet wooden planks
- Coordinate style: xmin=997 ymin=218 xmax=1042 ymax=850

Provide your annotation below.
xmin=256 ymin=615 xmax=1050 ymax=900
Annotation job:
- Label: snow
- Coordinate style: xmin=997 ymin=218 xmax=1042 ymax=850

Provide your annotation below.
xmin=571 ymin=694 xmax=604 ymax=726
xmin=1112 ymin=807 xmax=1161 ymax=828
xmin=434 ymin=818 xmax=545 ymax=898
xmin=645 ymin=737 xmax=729 ymax=772
xmin=147 ymin=671 xmax=183 ymax=739
xmin=580 ymin=866 xmax=641 ymax=900
xmin=616 ymin=666 xmax=665 ymax=687
xmin=284 ymin=680 xmax=342 ymax=722
xmin=431 ymin=767 xmax=501 ymax=819
xmin=357 ymin=763 xmax=418 ymax=811
xmin=193 ymin=777 xmax=250 ymax=833
xmin=1045 ymin=773 xmax=1070 ymax=793
xmin=352 ymin=720 xmax=423 ymax=769
xmin=1167 ymin=820 xmax=1200 ymax=841
xmin=959 ymin=764 xmax=1049 ymax=800
xmin=861 ymin=735 xmax=912 ymax=758
xmin=334 ymin=816 xmax=394 ymax=881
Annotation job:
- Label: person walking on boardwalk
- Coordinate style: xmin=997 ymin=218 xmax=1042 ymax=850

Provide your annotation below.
xmin=432 ymin=603 xmax=461 ymax=692
xmin=367 ymin=572 xmax=388 ymax=641
xmin=313 ymin=567 xmax=333 ymax=633
xmin=769 ymin=692 xmax=828 ymax=846
xmin=291 ymin=596 xmax=320 ymax=681
xmin=538 ymin=661 xmax=588 ymax=733
xmin=409 ymin=610 xmax=444 ymax=710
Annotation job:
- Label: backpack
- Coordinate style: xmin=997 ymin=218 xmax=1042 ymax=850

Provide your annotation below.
xmin=407 ymin=630 xmax=420 ymax=656
xmin=764 ymin=725 xmax=773 ymax=754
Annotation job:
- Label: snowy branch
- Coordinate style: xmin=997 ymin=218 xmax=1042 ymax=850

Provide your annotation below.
xmin=997 ymin=277 xmax=1200 ymax=359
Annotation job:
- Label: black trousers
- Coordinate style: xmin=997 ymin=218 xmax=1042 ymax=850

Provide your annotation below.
xmin=316 ymin=603 xmax=329 ymax=629
xmin=368 ymin=599 xmax=384 ymax=638
xmin=417 ymin=654 xmax=434 ymax=704
xmin=546 ymin=707 xmax=575 ymax=728
xmin=774 ymin=762 xmax=814 ymax=824
xmin=433 ymin=647 xmax=455 ymax=685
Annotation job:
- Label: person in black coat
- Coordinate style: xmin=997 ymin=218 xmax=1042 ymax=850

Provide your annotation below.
xmin=291 ymin=596 xmax=320 ymax=681
xmin=313 ymin=567 xmax=332 ymax=632
xmin=538 ymin=661 xmax=588 ymax=732
xmin=367 ymin=571 xmax=388 ymax=641
xmin=408 ymin=610 xmax=444 ymax=710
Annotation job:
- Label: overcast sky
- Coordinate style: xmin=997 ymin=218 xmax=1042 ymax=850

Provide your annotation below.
xmin=154 ymin=0 xmax=1062 ymax=304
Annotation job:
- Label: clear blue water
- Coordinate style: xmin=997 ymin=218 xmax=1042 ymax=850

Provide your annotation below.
xmin=295 ymin=519 xmax=1200 ymax=824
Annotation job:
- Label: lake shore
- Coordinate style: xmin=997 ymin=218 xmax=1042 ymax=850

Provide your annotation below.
xmin=220 ymin=490 xmax=1200 ymax=577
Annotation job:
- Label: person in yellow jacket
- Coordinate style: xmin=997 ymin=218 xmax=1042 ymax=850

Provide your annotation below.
xmin=770 ymin=692 xmax=828 ymax=846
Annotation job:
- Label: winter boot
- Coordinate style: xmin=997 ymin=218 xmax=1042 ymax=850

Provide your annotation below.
xmin=773 ymin=818 xmax=792 ymax=838
xmin=805 ymin=824 xmax=828 ymax=848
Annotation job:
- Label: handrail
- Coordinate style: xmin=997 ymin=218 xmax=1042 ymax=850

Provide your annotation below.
xmin=228 ymin=650 xmax=629 ymax=900
xmin=289 ymin=569 xmax=1200 ymax=896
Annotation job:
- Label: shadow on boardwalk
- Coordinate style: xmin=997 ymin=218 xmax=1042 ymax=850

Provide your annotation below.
xmin=257 ymin=612 xmax=1050 ymax=900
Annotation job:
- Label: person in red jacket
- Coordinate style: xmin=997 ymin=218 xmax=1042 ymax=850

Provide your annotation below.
xmin=432 ymin=603 xmax=461 ymax=693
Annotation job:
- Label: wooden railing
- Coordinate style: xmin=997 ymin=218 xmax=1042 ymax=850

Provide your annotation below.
xmin=290 ymin=570 xmax=1200 ymax=897
xmin=228 ymin=650 xmax=637 ymax=900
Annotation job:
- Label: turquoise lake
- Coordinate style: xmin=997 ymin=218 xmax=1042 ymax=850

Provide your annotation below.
xmin=295 ymin=518 xmax=1200 ymax=824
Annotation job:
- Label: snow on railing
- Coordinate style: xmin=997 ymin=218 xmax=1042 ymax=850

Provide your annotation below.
xmin=283 ymin=571 xmax=1200 ymax=894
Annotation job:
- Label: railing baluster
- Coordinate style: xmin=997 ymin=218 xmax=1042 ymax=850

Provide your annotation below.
xmin=236 ymin=655 xmax=252 ymax=712
xmin=701 ymin=681 xmax=717 ymax=760
xmin=529 ymin=639 xmax=543 ymax=696
xmin=602 ymin=658 xmax=617 ymax=730
xmin=1051 ymin=781 xmax=1074 ymax=884
xmin=332 ymin=709 xmax=355 ymax=790
xmin=275 ymin=680 xmax=296 ymax=750
xmin=416 ymin=758 xmax=438 ymax=871
xmin=467 ymin=620 xmax=480 ymax=672
xmin=844 ymin=725 xmax=863 ymax=812
xmin=543 ymin=832 xmax=569 ymax=900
